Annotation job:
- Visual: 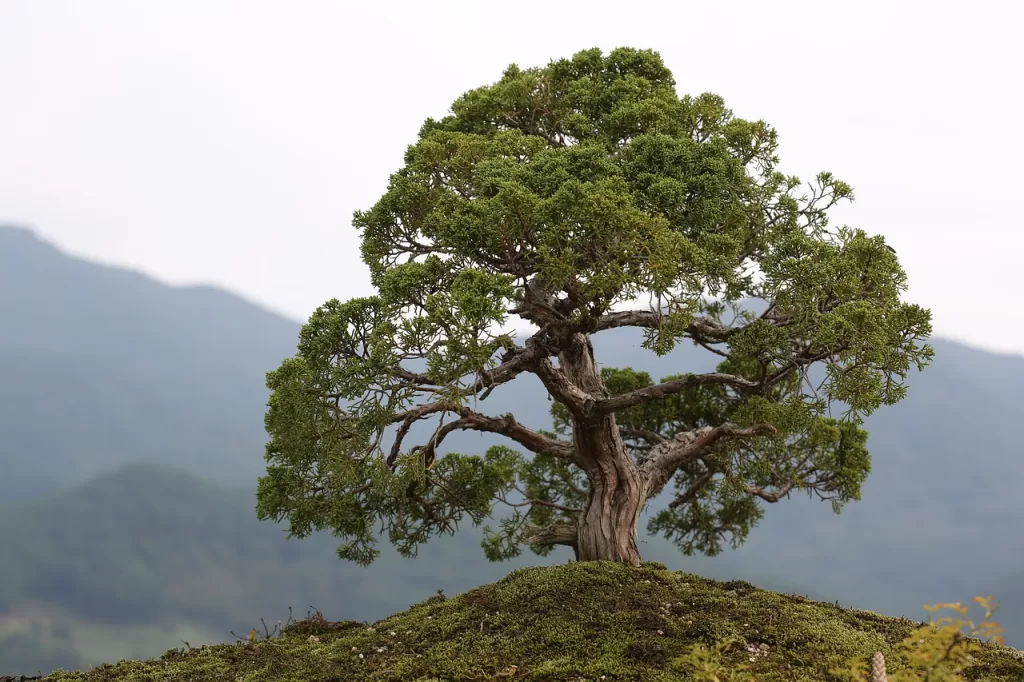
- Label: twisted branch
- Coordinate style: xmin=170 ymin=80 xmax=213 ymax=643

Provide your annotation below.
xmin=641 ymin=423 xmax=777 ymax=500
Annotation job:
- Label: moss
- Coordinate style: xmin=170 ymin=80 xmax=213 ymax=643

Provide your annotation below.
xmin=41 ymin=561 xmax=1024 ymax=681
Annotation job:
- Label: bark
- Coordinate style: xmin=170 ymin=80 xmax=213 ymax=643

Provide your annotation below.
xmin=558 ymin=332 xmax=646 ymax=566
xmin=574 ymin=428 xmax=645 ymax=566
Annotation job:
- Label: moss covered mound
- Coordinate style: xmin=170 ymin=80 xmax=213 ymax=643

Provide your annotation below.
xmin=43 ymin=561 xmax=1024 ymax=681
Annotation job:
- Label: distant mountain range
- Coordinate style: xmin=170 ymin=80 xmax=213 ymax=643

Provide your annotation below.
xmin=0 ymin=224 xmax=298 ymax=500
xmin=2 ymin=224 xmax=1023 ymax=675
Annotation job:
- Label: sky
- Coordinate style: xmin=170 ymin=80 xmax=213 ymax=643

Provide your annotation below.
xmin=1 ymin=1 xmax=1022 ymax=353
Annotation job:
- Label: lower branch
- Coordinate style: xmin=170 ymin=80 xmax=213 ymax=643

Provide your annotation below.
xmin=523 ymin=521 xmax=579 ymax=550
xmin=744 ymin=480 xmax=797 ymax=502
xmin=667 ymin=467 xmax=716 ymax=509
xmin=386 ymin=403 xmax=577 ymax=470
xmin=494 ymin=486 xmax=583 ymax=516
xmin=420 ymin=408 xmax=577 ymax=469
xmin=641 ymin=422 xmax=776 ymax=500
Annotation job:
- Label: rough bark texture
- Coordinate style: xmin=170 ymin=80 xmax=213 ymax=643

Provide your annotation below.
xmin=559 ymin=332 xmax=646 ymax=566
xmin=574 ymin=424 xmax=645 ymax=566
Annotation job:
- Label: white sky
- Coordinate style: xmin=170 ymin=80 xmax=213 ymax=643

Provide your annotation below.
xmin=1 ymin=1 xmax=1021 ymax=353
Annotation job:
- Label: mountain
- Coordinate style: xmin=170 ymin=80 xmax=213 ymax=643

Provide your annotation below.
xmin=3 ymin=223 xmax=1024 ymax=675
xmin=0 ymin=225 xmax=299 ymax=500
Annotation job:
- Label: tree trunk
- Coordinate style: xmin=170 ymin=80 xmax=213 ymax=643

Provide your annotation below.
xmin=559 ymin=332 xmax=646 ymax=566
xmin=575 ymin=437 xmax=645 ymax=565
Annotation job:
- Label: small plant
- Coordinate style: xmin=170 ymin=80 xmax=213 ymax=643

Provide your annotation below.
xmin=829 ymin=595 xmax=1006 ymax=682
xmin=228 ymin=605 xmax=318 ymax=644
xmin=669 ymin=637 xmax=757 ymax=681
xmin=682 ymin=594 xmax=1008 ymax=682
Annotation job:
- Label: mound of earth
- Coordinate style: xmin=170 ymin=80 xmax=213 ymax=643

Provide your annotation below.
xmin=41 ymin=561 xmax=1024 ymax=681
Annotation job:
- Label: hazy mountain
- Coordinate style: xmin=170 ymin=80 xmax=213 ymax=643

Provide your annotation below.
xmin=2 ymin=223 xmax=1023 ymax=674
xmin=0 ymin=225 xmax=299 ymax=500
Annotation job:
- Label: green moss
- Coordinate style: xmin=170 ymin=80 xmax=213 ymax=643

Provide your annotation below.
xmin=43 ymin=562 xmax=1024 ymax=681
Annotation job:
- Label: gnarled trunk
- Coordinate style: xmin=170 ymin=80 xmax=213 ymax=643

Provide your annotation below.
xmin=575 ymin=426 xmax=646 ymax=565
xmin=559 ymin=332 xmax=647 ymax=566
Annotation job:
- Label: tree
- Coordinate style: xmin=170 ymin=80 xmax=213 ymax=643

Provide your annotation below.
xmin=255 ymin=47 xmax=933 ymax=568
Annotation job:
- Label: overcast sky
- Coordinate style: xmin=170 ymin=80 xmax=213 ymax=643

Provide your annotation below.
xmin=1 ymin=1 xmax=1021 ymax=353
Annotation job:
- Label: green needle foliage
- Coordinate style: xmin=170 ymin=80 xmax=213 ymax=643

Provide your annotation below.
xmin=255 ymin=47 xmax=933 ymax=567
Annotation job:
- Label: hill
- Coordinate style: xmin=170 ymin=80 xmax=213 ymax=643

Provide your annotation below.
xmin=40 ymin=561 xmax=1024 ymax=682
xmin=0 ymin=224 xmax=298 ymax=501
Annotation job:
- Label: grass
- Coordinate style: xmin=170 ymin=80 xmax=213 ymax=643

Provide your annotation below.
xmin=39 ymin=561 xmax=1024 ymax=681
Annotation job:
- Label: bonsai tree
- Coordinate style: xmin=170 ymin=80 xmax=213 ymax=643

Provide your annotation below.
xmin=256 ymin=47 xmax=932 ymax=567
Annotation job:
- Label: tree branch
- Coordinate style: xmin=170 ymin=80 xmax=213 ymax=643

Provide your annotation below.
xmin=497 ymin=484 xmax=583 ymax=515
xmin=590 ymin=310 xmax=735 ymax=343
xmin=386 ymin=402 xmax=453 ymax=468
xmin=620 ymin=428 xmax=667 ymax=445
xmin=385 ymin=332 xmax=564 ymax=406
xmin=416 ymin=407 xmax=577 ymax=469
xmin=641 ymin=423 xmax=776 ymax=500
xmin=667 ymin=467 xmax=716 ymax=510
xmin=597 ymin=372 xmax=759 ymax=416
xmin=530 ymin=355 xmax=593 ymax=418
xmin=523 ymin=521 xmax=579 ymax=549
xmin=467 ymin=344 xmax=545 ymax=402
xmin=743 ymin=480 xmax=797 ymax=502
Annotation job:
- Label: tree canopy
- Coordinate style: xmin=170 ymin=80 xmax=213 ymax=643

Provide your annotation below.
xmin=255 ymin=47 xmax=933 ymax=567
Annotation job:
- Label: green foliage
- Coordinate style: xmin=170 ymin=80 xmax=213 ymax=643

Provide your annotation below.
xmin=258 ymin=46 xmax=933 ymax=566
xmin=480 ymin=446 xmax=587 ymax=562
xmin=829 ymin=596 xmax=1007 ymax=682
xmin=670 ymin=637 xmax=759 ymax=681
xmin=679 ymin=594 xmax=1011 ymax=682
